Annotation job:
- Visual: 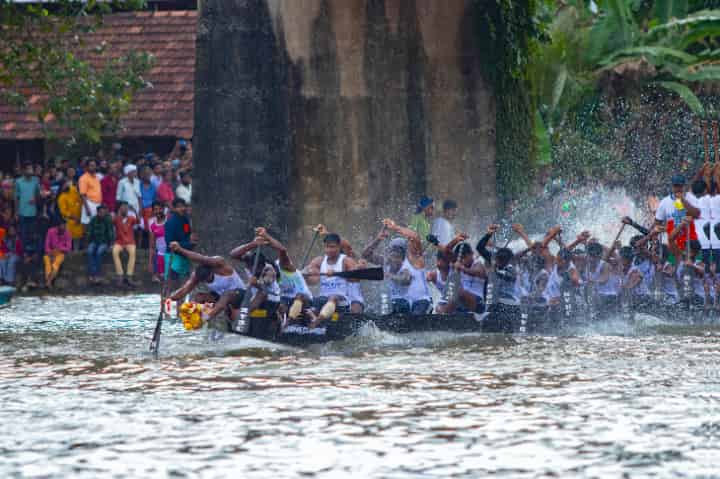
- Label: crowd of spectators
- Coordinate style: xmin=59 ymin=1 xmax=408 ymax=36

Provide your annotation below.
xmin=0 ymin=139 xmax=193 ymax=291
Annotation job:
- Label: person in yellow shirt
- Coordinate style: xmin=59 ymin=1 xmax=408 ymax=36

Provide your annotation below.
xmin=57 ymin=180 xmax=84 ymax=249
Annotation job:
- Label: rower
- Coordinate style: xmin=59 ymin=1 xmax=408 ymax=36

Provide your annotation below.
xmin=445 ymin=242 xmax=486 ymax=314
xmin=305 ymin=232 xmax=357 ymax=323
xmin=658 ymin=244 xmax=680 ymax=308
xmin=167 ymin=242 xmax=246 ymax=319
xmin=426 ymin=250 xmax=451 ymax=307
xmin=254 ymin=227 xmax=313 ymax=322
xmin=674 ymin=238 xmax=707 ymax=310
xmin=425 ymin=232 xmax=467 ymax=312
xmin=483 ymin=247 xmax=522 ymax=333
xmin=585 ymin=241 xmax=620 ymax=314
xmin=632 ymin=228 xmax=667 ymax=311
xmin=340 ymin=238 xmax=366 ymax=314
xmin=545 ymin=247 xmax=581 ymax=306
xmin=229 ymin=236 xmax=280 ymax=319
xmin=620 ymin=245 xmax=653 ymax=312
xmin=362 ymin=219 xmax=432 ymax=315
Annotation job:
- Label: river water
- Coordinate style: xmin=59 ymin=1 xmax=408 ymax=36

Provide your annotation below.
xmin=2 ymin=295 xmax=720 ymax=478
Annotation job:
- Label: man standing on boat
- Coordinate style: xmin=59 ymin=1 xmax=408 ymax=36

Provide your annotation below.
xmin=409 ymin=196 xmax=434 ymax=253
xmin=655 ymin=174 xmax=700 ymax=252
xmin=305 ymin=232 xmax=357 ymax=323
xmin=431 ymin=199 xmax=458 ymax=247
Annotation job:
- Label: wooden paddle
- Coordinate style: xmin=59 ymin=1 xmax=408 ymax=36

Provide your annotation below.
xmin=300 ymin=228 xmax=320 ymax=270
xmin=149 ymin=252 xmax=173 ymax=358
xmin=234 ymin=245 xmax=264 ymax=334
xmin=604 ymin=223 xmax=626 ymax=262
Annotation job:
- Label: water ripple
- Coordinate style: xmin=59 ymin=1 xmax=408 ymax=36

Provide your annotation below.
xmin=2 ymin=296 xmax=720 ymax=478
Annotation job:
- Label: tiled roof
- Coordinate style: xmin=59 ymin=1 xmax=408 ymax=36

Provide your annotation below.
xmin=0 ymin=10 xmax=196 ymax=140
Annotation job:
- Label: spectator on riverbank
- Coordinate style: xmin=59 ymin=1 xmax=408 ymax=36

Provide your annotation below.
xmin=101 ymin=160 xmax=120 ymax=214
xmin=43 ymin=221 xmax=71 ymax=289
xmin=156 ymin=169 xmax=175 ymax=207
xmin=57 ymin=180 xmax=84 ymax=250
xmin=15 ymin=162 xmax=40 ymax=251
xmin=112 ymin=201 xmax=139 ymax=287
xmin=148 ymin=202 xmax=167 ymax=283
xmin=79 ymin=160 xmax=102 ymax=226
xmin=0 ymin=225 xmax=22 ymax=286
xmin=86 ymin=205 xmax=114 ymax=284
xmin=116 ymin=164 xmax=141 ymax=218
xmin=150 ymin=161 xmax=163 ymax=189
xmin=175 ymin=171 xmax=192 ymax=205
xmin=139 ymin=166 xmax=157 ymax=232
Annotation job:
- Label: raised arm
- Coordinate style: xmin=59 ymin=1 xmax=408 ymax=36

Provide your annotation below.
xmin=361 ymin=226 xmax=389 ymax=265
xmin=565 ymin=231 xmax=591 ymax=251
xmin=229 ymin=238 xmax=262 ymax=260
xmin=383 ymin=218 xmax=425 ymax=267
xmin=475 ymin=224 xmax=498 ymax=264
xmin=257 ymin=227 xmax=294 ymax=271
xmin=382 ymin=218 xmax=420 ymax=243
xmin=444 ymin=233 xmax=468 ymax=258
xmin=622 ymin=216 xmax=650 ymax=236
xmin=511 ymin=223 xmax=534 ymax=249
xmin=541 ymin=225 xmax=562 ymax=250
xmin=169 ymin=242 xmax=224 ymax=268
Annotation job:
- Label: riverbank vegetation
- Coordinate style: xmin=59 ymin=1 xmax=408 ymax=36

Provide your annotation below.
xmin=479 ymin=0 xmax=720 ymax=201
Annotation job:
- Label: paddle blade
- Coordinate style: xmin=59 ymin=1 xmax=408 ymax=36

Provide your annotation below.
xmin=335 ymin=267 xmax=384 ymax=281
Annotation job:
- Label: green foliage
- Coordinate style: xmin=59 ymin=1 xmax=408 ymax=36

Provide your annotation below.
xmin=527 ymin=0 xmax=720 ymax=187
xmin=0 ymin=0 xmax=152 ymax=146
xmin=651 ymin=80 xmax=706 ymax=115
xmin=471 ymin=0 xmax=548 ymax=202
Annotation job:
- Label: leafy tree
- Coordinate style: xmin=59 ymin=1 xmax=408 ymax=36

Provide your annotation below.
xmin=0 ymin=0 xmax=153 ymax=145
xmin=533 ymin=0 xmax=720 ymax=128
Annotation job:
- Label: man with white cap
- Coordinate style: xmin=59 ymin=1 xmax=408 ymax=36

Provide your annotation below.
xmin=116 ymin=164 xmax=141 ymax=218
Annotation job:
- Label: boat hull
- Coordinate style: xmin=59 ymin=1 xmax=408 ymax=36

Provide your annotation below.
xmin=237 ymin=307 xmax=593 ymax=347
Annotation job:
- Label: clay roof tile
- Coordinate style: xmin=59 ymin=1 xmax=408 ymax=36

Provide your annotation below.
xmin=0 ymin=10 xmax=196 ymax=140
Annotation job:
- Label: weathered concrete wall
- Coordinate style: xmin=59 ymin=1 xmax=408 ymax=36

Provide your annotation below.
xmin=194 ymin=0 xmax=496 ymax=254
xmin=15 ymin=250 xmax=162 ymax=296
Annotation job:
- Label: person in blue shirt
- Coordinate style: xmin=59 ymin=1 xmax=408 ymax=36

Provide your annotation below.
xmin=139 ymin=166 xmax=157 ymax=235
xmin=14 ymin=162 xmax=40 ymax=252
xmin=164 ymin=198 xmax=195 ymax=299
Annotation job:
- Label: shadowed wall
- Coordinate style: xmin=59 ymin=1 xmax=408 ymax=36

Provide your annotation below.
xmin=194 ymin=0 xmax=496 ymax=254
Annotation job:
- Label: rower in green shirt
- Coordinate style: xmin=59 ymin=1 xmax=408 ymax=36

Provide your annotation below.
xmin=409 ymin=195 xmax=434 ymax=251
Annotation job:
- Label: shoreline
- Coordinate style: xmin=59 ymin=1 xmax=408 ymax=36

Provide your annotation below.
xmin=11 ymin=249 xmax=163 ymax=297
